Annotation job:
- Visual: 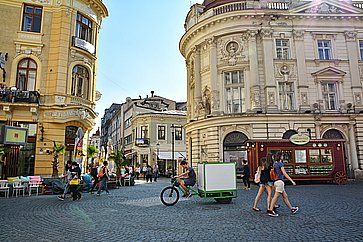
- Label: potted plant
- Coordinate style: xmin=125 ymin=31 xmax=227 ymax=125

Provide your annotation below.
xmin=108 ymin=149 xmax=127 ymax=176
xmin=52 ymin=142 xmax=65 ymax=178
xmin=87 ymin=145 xmax=99 ymax=167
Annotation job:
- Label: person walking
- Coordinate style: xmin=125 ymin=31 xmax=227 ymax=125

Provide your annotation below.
xmin=97 ymin=161 xmax=110 ymax=196
xmin=135 ymin=166 xmax=140 ymax=180
xmin=145 ymin=165 xmax=153 ymax=183
xmin=252 ymin=158 xmax=273 ymax=212
xmin=69 ymin=162 xmax=82 ymax=201
xmin=153 ymin=163 xmax=159 ymax=182
xmin=242 ymin=159 xmax=251 ymax=190
xmin=89 ymin=162 xmax=99 ymax=194
xmin=267 ymin=152 xmax=299 ymax=217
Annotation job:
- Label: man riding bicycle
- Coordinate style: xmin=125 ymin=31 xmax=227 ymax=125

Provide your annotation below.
xmin=174 ymin=160 xmax=196 ymax=197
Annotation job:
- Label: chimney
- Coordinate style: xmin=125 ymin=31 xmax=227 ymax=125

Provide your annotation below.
xmin=151 ymin=91 xmax=154 ymax=97
xmin=139 ymin=95 xmax=142 ymax=99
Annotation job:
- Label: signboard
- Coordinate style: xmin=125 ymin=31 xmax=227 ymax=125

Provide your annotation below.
xmin=3 ymin=126 xmax=28 ymax=145
xmin=290 ymin=133 xmax=310 ymax=145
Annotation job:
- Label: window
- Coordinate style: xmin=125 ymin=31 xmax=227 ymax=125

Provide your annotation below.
xmin=71 ymin=65 xmax=89 ymax=99
xmin=158 ymin=125 xmax=166 ymax=140
xmin=175 ymin=126 xmax=183 ymax=141
xmin=224 ymin=71 xmax=244 ymax=113
xmin=278 ymin=82 xmax=294 ymax=110
xmin=16 ymin=58 xmax=37 ymax=91
xmin=322 ymin=83 xmax=337 ymax=110
xmin=22 ymin=4 xmax=42 ymax=33
xmin=125 ymin=117 xmax=132 ymax=128
xmin=359 ymin=40 xmax=363 ymax=60
xmin=276 ymin=39 xmax=290 ymax=59
xmin=317 ymin=40 xmax=332 ymax=60
xmin=124 ymin=135 xmax=132 ymax=145
xmin=76 ymin=13 xmax=93 ymax=43
xmin=140 ymin=126 xmax=148 ymax=139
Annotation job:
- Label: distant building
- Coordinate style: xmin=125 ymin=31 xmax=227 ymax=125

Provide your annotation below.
xmin=180 ymin=0 xmax=363 ymax=179
xmin=101 ymin=92 xmax=186 ymax=174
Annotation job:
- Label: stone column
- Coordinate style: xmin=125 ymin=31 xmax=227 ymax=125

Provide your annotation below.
xmin=209 ymin=37 xmax=220 ymax=115
xmin=248 ymin=30 xmax=261 ymax=112
xmin=349 ymin=121 xmax=359 ymax=170
xmin=261 ymin=28 xmax=278 ymax=112
xmin=293 ymin=30 xmax=310 ymax=112
xmin=193 ymin=46 xmax=202 ymax=118
xmin=186 ymin=60 xmax=192 ymax=121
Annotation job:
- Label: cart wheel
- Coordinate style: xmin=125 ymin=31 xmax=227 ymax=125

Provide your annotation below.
xmin=160 ymin=186 xmax=179 ymax=206
xmin=214 ymin=198 xmax=232 ymax=204
xmin=334 ymin=171 xmax=347 ymax=185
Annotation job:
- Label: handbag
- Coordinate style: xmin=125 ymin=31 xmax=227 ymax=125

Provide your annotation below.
xmin=254 ymin=168 xmax=261 ymax=183
xmin=69 ymin=179 xmax=80 ymax=185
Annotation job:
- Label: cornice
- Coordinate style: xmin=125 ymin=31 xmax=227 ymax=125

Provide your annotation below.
xmin=180 ymin=11 xmax=363 ymax=56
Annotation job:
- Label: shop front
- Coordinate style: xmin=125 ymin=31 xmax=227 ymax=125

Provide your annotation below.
xmin=247 ymin=137 xmax=347 ymax=184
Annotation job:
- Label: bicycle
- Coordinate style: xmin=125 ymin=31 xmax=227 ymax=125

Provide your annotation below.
xmin=160 ymin=178 xmax=198 ymax=206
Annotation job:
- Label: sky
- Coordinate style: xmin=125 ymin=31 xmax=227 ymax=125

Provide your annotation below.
xmin=94 ymin=0 xmax=204 ymax=133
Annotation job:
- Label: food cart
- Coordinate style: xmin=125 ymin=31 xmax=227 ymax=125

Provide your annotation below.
xmin=246 ymin=138 xmax=347 ymax=184
xmin=197 ymin=162 xmax=237 ymax=203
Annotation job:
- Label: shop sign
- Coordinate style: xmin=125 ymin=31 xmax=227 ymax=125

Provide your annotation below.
xmin=290 ymin=133 xmax=310 ymax=145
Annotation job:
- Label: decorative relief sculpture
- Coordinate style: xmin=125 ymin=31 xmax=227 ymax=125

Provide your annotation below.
xmin=292 ymin=30 xmax=304 ymax=40
xmin=219 ymin=36 xmax=247 ymax=65
xmin=305 ymin=3 xmax=343 ymax=14
xmin=268 ymin=92 xmax=275 ymax=105
xmin=202 ymin=87 xmax=211 ymax=116
xmin=260 ymin=28 xmax=274 ymax=39
xmin=211 ymin=90 xmax=220 ymax=110
xmin=251 ymin=89 xmax=261 ymax=107
xmin=354 ymin=93 xmax=362 ymax=105
xmin=344 ymin=31 xmax=357 ymax=41
xmin=301 ymin=93 xmax=308 ymax=105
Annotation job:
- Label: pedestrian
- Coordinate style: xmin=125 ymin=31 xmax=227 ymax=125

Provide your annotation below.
xmin=58 ymin=160 xmax=72 ymax=201
xmin=252 ymin=158 xmax=273 ymax=212
xmin=89 ymin=162 xmax=99 ymax=194
xmin=135 ymin=166 xmax=140 ymax=180
xmin=97 ymin=161 xmax=110 ymax=196
xmin=153 ymin=162 xmax=159 ymax=182
xmin=242 ymin=159 xmax=251 ymax=190
xmin=267 ymin=152 xmax=299 ymax=217
xmin=142 ymin=164 xmax=147 ymax=180
xmin=69 ymin=162 xmax=82 ymax=201
xmin=145 ymin=165 xmax=153 ymax=183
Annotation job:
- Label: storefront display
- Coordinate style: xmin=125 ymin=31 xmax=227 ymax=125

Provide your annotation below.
xmin=246 ymin=139 xmax=347 ymax=184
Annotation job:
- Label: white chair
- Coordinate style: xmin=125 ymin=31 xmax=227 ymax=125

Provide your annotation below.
xmin=28 ymin=176 xmax=42 ymax=196
xmin=12 ymin=181 xmax=26 ymax=197
xmin=123 ymin=175 xmax=131 ymax=186
xmin=0 ymin=180 xmax=10 ymax=198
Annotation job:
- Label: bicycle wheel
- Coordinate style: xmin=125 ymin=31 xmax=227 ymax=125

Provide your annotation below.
xmin=160 ymin=186 xmax=179 ymax=206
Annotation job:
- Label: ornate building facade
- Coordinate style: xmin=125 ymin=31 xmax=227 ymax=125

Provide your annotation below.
xmin=0 ymin=0 xmax=108 ymax=177
xmin=180 ymin=0 xmax=363 ymax=179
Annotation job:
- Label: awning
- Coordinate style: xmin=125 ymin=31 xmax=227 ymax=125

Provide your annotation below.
xmin=158 ymin=151 xmax=186 ymax=160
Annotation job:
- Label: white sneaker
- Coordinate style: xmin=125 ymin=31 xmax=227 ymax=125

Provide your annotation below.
xmin=291 ymin=207 xmax=299 ymax=214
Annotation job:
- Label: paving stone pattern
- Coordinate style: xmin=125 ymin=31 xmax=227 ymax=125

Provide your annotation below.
xmin=0 ymin=179 xmax=363 ymax=242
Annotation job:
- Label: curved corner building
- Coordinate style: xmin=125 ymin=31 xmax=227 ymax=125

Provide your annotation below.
xmin=180 ymin=0 xmax=363 ymax=179
xmin=0 ymin=0 xmax=108 ymax=177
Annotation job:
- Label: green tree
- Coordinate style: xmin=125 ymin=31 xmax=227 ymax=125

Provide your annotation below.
xmin=87 ymin=145 xmax=99 ymax=166
xmin=52 ymin=142 xmax=65 ymax=178
xmin=108 ymin=149 xmax=128 ymax=175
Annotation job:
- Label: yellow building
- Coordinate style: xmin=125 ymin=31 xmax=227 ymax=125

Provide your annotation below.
xmin=180 ymin=0 xmax=363 ymax=179
xmin=0 ymin=0 xmax=108 ymax=178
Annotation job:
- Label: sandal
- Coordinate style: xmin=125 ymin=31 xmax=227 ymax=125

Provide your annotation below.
xmin=252 ymin=207 xmax=261 ymax=212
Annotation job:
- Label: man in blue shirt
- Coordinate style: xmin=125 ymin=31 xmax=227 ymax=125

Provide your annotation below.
xmin=268 ymin=152 xmax=299 ymax=217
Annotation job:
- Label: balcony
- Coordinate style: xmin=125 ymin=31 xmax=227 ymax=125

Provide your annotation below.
xmin=72 ymin=36 xmax=95 ymax=55
xmin=135 ymin=138 xmax=150 ymax=147
xmin=0 ymin=90 xmax=40 ymax=104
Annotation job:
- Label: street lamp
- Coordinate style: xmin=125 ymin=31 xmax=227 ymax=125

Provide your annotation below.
xmin=156 ymin=142 xmax=160 ymax=165
xmin=171 ymin=124 xmax=175 ymax=176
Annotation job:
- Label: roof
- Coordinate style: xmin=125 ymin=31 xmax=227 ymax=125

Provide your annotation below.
xmin=203 ymin=0 xmax=239 ymax=11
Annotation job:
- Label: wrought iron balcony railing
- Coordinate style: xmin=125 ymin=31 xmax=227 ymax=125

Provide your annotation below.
xmin=0 ymin=90 xmax=40 ymax=104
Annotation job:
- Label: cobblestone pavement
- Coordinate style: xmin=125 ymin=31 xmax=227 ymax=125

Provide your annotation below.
xmin=0 ymin=179 xmax=363 ymax=242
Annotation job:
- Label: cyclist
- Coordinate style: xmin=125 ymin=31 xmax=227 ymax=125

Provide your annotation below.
xmin=174 ymin=160 xmax=196 ymax=197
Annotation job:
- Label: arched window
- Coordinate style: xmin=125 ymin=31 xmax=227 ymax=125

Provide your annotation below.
xmin=322 ymin=129 xmax=344 ymax=140
xmin=71 ymin=65 xmax=89 ymax=99
xmin=16 ymin=58 xmax=37 ymax=91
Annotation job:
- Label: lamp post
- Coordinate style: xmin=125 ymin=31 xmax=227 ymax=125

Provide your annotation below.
xmin=156 ymin=142 xmax=160 ymax=165
xmin=171 ymin=124 xmax=175 ymax=176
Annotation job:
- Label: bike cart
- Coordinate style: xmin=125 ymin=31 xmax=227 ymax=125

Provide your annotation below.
xmin=160 ymin=162 xmax=237 ymax=206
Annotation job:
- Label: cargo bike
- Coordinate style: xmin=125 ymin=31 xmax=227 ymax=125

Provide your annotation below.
xmin=160 ymin=162 xmax=237 ymax=206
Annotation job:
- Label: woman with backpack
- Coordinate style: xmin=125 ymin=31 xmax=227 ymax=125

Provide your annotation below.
xmin=267 ymin=152 xmax=299 ymax=217
xmin=252 ymin=158 xmax=273 ymax=212
xmin=97 ymin=161 xmax=110 ymax=196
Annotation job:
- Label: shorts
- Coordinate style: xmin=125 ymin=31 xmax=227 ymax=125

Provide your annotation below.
xmin=183 ymin=179 xmax=196 ymax=187
xmin=274 ymin=180 xmax=285 ymax=193
xmin=259 ymin=181 xmax=274 ymax=187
